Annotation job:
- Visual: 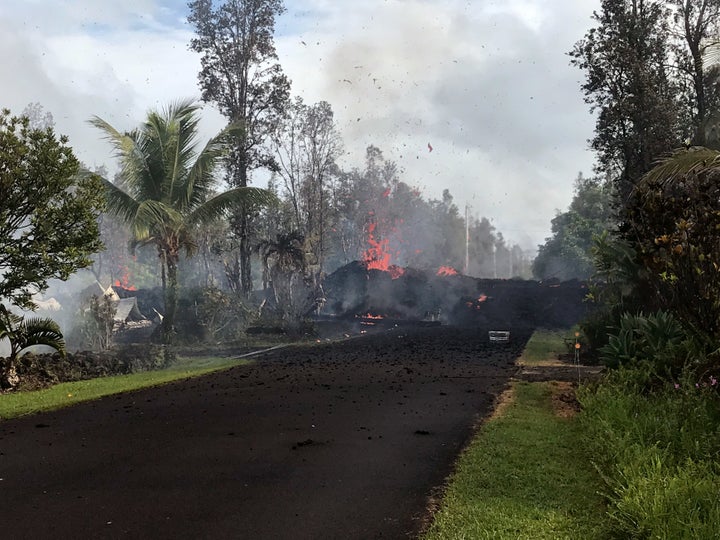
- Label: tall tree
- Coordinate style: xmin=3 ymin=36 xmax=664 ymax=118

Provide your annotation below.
xmin=670 ymin=0 xmax=720 ymax=145
xmin=188 ymin=0 xmax=291 ymax=294
xmin=272 ymin=98 xmax=342 ymax=279
xmin=91 ymin=100 xmax=275 ymax=345
xmin=570 ymin=0 xmax=682 ymax=204
xmin=0 ymin=108 xmax=104 ymax=309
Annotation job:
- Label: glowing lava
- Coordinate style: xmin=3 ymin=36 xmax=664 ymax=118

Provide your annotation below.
xmin=362 ymin=222 xmax=405 ymax=279
xmin=466 ymin=294 xmax=488 ymax=310
xmin=437 ymin=266 xmax=459 ymax=276
xmin=114 ymin=267 xmax=137 ymax=291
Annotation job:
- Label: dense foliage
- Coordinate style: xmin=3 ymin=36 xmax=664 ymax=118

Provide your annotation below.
xmin=579 ymin=367 xmax=720 ymax=538
xmin=626 ymin=147 xmax=720 ymax=342
xmin=533 ymin=174 xmax=614 ymax=281
xmin=0 ymin=109 xmax=104 ymax=309
xmin=569 ymin=5 xmax=720 ymax=534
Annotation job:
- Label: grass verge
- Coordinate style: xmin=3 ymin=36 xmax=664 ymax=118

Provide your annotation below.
xmin=520 ymin=329 xmax=573 ymax=366
xmin=0 ymin=355 xmax=248 ymax=420
xmin=423 ymin=381 xmax=609 ymax=540
xmin=578 ymin=365 xmax=720 ymax=538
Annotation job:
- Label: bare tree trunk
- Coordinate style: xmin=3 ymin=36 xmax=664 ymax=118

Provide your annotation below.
xmin=239 ymin=213 xmax=253 ymax=296
xmin=224 ymin=257 xmax=241 ymax=293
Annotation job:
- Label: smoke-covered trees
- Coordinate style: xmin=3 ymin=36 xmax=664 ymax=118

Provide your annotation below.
xmin=0 ymin=108 xmax=104 ymax=309
xmin=91 ymin=100 xmax=275 ymax=344
xmin=310 ymin=146 xmax=527 ymax=278
xmin=271 ymin=98 xmax=342 ymax=278
xmin=533 ymin=174 xmax=614 ymax=281
xmin=188 ymin=0 xmax=291 ymax=294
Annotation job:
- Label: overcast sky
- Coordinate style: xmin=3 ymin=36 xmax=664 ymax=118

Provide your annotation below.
xmin=0 ymin=0 xmax=600 ymax=251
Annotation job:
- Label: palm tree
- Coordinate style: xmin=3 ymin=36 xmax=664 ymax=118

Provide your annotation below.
xmin=256 ymin=231 xmax=307 ymax=316
xmin=91 ymin=100 xmax=276 ymax=344
xmin=0 ymin=304 xmax=65 ymax=388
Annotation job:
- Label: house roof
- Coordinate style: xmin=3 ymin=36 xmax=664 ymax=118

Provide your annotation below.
xmin=113 ymin=297 xmax=146 ymax=323
xmin=79 ymin=281 xmax=119 ymax=303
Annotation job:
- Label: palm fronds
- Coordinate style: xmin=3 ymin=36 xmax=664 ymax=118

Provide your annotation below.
xmin=187 ymin=187 xmax=278 ymax=226
xmin=637 ymin=147 xmax=720 ymax=191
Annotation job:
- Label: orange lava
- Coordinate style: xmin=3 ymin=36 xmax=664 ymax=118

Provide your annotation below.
xmin=362 ymin=222 xmax=405 ymax=279
xmin=437 ymin=266 xmax=459 ymax=276
xmin=114 ymin=267 xmax=137 ymax=291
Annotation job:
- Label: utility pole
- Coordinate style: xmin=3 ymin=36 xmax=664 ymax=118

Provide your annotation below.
xmin=492 ymin=244 xmax=497 ymax=279
xmin=464 ymin=204 xmax=469 ymax=275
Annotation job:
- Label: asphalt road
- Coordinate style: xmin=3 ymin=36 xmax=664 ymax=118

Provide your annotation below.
xmin=0 ymin=326 xmax=529 ymax=539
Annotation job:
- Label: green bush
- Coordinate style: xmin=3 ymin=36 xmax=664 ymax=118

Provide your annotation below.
xmin=579 ymin=307 xmax=615 ymax=358
xmin=599 ymin=311 xmax=690 ymax=373
xmin=174 ymin=286 xmax=253 ymax=343
xmin=579 ymin=367 xmax=720 ymax=538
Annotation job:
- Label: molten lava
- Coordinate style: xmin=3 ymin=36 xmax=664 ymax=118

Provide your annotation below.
xmin=437 ymin=266 xmax=459 ymax=276
xmin=114 ymin=267 xmax=137 ymax=291
xmin=466 ymin=294 xmax=489 ymax=310
xmin=362 ymin=222 xmax=405 ymax=279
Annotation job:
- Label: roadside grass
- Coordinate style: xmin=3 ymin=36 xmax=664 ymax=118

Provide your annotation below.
xmin=0 ymin=355 xmax=249 ymax=420
xmin=520 ymin=328 xmax=574 ymax=366
xmin=423 ymin=381 xmax=609 ymax=540
xmin=578 ymin=366 xmax=720 ymax=538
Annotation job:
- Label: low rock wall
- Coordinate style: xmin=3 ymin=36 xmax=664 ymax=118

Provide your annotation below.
xmin=6 ymin=344 xmax=168 ymax=391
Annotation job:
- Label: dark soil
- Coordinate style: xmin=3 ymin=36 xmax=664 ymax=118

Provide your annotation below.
xmin=0 ymin=326 xmax=530 ymax=539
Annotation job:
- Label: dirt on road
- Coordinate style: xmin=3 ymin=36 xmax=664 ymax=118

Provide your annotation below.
xmin=0 ymin=326 xmax=531 ymax=539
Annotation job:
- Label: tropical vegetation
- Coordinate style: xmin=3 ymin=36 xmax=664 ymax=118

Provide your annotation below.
xmin=0 ymin=304 xmax=66 ymax=388
xmin=561 ymin=1 xmax=720 ymax=537
xmin=90 ymin=100 xmax=276 ymax=345
xmin=0 ymin=108 xmax=104 ymax=310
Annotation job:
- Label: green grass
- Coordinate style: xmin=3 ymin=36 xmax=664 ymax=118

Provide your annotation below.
xmin=0 ymin=355 xmax=248 ymax=420
xmin=423 ymin=381 xmax=609 ymax=540
xmin=578 ymin=367 xmax=720 ymax=538
xmin=521 ymin=329 xmax=574 ymax=365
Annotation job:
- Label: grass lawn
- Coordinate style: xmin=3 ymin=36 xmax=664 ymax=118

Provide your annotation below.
xmin=0 ymin=355 xmax=249 ymax=420
xmin=423 ymin=381 xmax=608 ymax=539
xmin=520 ymin=328 xmax=575 ymax=366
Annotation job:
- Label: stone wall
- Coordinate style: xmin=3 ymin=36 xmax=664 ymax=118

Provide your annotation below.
xmin=5 ymin=344 xmax=169 ymax=391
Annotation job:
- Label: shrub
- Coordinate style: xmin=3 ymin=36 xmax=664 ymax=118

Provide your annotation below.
xmin=599 ymin=311 xmax=690 ymax=374
xmin=175 ymin=286 xmax=252 ymax=343
xmin=626 ymin=148 xmax=720 ymax=343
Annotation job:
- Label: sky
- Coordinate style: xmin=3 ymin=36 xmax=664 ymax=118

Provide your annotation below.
xmin=0 ymin=0 xmax=601 ymax=252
